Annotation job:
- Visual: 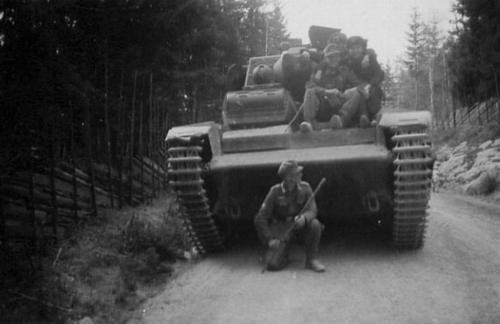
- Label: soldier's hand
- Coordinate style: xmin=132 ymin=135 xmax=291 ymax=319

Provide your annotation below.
xmin=361 ymin=54 xmax=370 ymax=68
xmin=268 ymin=238 xmax=280 ymax=249
xmin=325 ymin=88 xmax=341 ymax=96
xmin=357 ymin=84 xmax=370 ymax=99
xmin=294 ymin=214 xmax=306 ymax=229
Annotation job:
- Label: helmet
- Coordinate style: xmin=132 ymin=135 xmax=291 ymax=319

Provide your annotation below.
xmin=252 ymin=64 xmax=274 ymax=84
xmin=323 ymin=44 xmax=343 ymax=57
xmin=347 ymin=36 xmax=367 ymax=49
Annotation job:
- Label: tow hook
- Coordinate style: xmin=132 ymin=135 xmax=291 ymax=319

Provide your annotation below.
xmin=365 ymin=190 xmax=380 ymax=213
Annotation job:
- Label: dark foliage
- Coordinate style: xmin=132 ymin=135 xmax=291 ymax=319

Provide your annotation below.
xmin=448 ymin=0 xmax=500 ymax=106
xmin=0 ymin=0 xmax=289 ymax=172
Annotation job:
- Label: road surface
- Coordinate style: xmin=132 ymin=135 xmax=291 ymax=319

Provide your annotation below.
xmin=128 ymin=193 xmax=500 ymax=324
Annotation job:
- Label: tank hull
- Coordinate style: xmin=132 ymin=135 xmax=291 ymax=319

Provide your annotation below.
xmin=206 ymin=129 xmax=394 ymax=223
xmin=205 ymin=144 xmax=393 ymax=221
xmin=166 ymin=112 xmax=433 ymax=252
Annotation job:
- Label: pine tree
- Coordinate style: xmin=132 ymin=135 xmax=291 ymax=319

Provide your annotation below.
xmin=448 ymin=0 xmax=500 ymax=124
xmin=404 ymin=8 xmax=426 ymax=110
xmin=423 ymin=19 xmax=443 ymax=123
xmin=264 ymin=5 xmax=290 ymax=55
xmin=381 ymin=63 xmax=397 ymax=110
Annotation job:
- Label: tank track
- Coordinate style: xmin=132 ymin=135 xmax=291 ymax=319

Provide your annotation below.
xmin=167 ymin=145 xmax=224 ymax=254
xmin=391 ymin=127 xmax=433 ymax=249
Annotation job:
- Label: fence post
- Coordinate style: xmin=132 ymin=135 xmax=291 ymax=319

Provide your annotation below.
xmin=149 ymin=73 xmax=156 ymax=198
xmin=138 ymin=100 xmax=145 ymax=202
xmin=497 ymin=99 xmax=500 ymax=126
xmin=117 ymin=70 xmax=125 ymax=209
xmin=161 ymin=101 xmax=168 ymax=190
xmin=84 ymin=97 xmax=98 ymax=217
xmin=69 ymin=101 xmax=79 ymax=220
xmin=129 ymin=71 xmax=138 ymax=205
xmin=27 ymin=147 xmax=37 ymax=253
xmin=49 ymin=112 xmax=58 ymax=242
xmin=476 ymin=104 xmax=483 ymax=125
xmin=154 ymin=93 xmax=160 ymax=194
xmin=0 ymin=179 xmax=5 ymax=250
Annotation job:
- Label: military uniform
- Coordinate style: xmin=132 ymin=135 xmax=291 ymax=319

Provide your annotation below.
xmin=301 ymin=45 xmax=364 ymax=129
xmin=254 ymin=180 xmax=324 ymax=270
xmin=346 ymin=47 xmax=385 ymax=120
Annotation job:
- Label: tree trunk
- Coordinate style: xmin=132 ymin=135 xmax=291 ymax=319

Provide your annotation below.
xmin=414 ymin=78 xmax=419 ymax=111
xmin=103 ymin=46 xmax=114 ymax=207
xmin=117 ymin=70 xmax=125 ymax=208
xmin=138 ymin=100 xmax=145 ymax=201
xmin=149 ymin=73 xmax=156 ymax=198
xmin=428 ymin=60 xmax=435 ymax=127
xmin=84 ymin=97 xmax=97 ymax=217
xmin=48 ymin=111 xmax=58 ymax=241
xmin=161 ymin=101 xmax=168 ymax=189
xmin=69 ymin=101 xmax=78 ymax=220
xmin=27 ymin=147 xmax=37 ymax=250
xmin=442 ymin=53 xmax=450 ymax=128
xmin=192 ymin=84 xmax=199 ymax=123
xmin=0 ymin=179 xmax=5 ymax=247
xmin=493 ymin=67 xmax=500 ymax=126
xmin=129 ymin=70 xmax=138 ymax=204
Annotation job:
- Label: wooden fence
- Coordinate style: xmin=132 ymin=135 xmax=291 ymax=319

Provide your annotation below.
xmin=442 ymin=98 xmax=500 ymax=128
xmin=0 ymin=69 xmax=178 ymax=266
xmin=0 ymin=154 xmax=167 ymax=252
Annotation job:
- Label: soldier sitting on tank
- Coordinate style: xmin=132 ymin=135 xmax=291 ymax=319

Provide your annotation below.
xmin=343 ymin=36 xmax=385 ymax=125
xmin=254 ymin=160 xmax=325 ymax=272
xmin=299 ymin=44 xmax=367 ymax=131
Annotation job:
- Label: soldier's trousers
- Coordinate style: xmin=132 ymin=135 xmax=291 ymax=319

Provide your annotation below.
xmin=302 ymin=87 xmax=365 ymax=128
xmin=337 ymin=87 xmax=367 ymax=127
xmin=366 ymin=85 xmax=383 ymax=120
xmin=256 ymin=218 xmax=324 ymax=270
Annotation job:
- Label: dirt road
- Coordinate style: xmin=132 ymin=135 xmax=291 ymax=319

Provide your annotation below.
xmin=129 ymin=193 xmax=500 ymax=324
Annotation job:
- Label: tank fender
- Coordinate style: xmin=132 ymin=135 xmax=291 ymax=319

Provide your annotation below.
xmin=165 ymin=122 xmax=222 ymax=157
xmin=378 ymin=111 xmax=431 ymax=128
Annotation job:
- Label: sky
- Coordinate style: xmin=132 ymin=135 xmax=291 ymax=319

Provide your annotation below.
xmin=279 ymin=0 xmax=455 ymax=66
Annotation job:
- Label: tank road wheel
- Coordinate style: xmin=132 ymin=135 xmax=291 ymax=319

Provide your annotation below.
xmin=168 ymin=145 xmax=224 ymax=254
xmin=392 ymin=127 xmax=433 ymax=249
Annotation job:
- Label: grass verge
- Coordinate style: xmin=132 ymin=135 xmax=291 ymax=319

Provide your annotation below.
xmin=0 ymin=193 xmax=191 ymax=324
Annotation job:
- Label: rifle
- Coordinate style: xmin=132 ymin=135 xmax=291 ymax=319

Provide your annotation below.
xmin=262 ymin=177 xmax=326 ymax=272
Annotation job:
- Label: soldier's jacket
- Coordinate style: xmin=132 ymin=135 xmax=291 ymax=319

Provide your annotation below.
xmin=310 ymin=61 xmax=348 ymax=91
xmin=254 ymin=181 xmax=317 ymax=242
xmin=346 ymin=49 xmax=385 ymax=87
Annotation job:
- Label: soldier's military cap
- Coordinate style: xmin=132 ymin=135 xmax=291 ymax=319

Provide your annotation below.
xmin=323 ymin=44 xmax=343 ymax=57
xmin=347 ymin=36 xmax=367 ymax=48
xmin=277 ymin=160 xmax=304 ymax=179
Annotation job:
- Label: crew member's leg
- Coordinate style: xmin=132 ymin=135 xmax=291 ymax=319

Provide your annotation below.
xmin=259 ymin=221 xmax=294 ymax=271
xmin=330 ymin=87 xmax=369 ymax=128
xmin=302 ymin=87 xmax=321 ymax=126
xmin=299 ymin=219 xmax=326 ymax=272
xmin=367 ymin=85 xmax=384 ymax=120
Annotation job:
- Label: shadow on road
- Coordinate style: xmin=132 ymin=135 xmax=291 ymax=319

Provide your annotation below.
xmin=211 ymin=219 xmax=419 ymax=270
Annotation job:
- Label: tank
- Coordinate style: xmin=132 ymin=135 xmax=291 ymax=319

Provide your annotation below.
xmin=166 ymin=27 xmax=434 ymax=254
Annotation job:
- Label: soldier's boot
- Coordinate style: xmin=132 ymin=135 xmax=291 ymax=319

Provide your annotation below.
xmin=304 ymin=219 xmax=326 ymax=272
xmin=329 ymin=114 xmax=343 ymax=129
xmin=359 ymin=114 xmax=370 ymax=128
xmin=306 ymin=259 xmax=326 ymax=272
xmin=264 ymin=244 xmax=290 ymax=271
xmin=299 ymin=121 xmax=313 ymax=133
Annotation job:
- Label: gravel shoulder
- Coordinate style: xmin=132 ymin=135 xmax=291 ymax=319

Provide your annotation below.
xmin=128 ymin=193 xmax=500 ymax=324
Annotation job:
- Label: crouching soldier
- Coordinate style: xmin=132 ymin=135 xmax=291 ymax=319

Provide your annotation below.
xmin=254 ymin=160 xmax=326 ymax=272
